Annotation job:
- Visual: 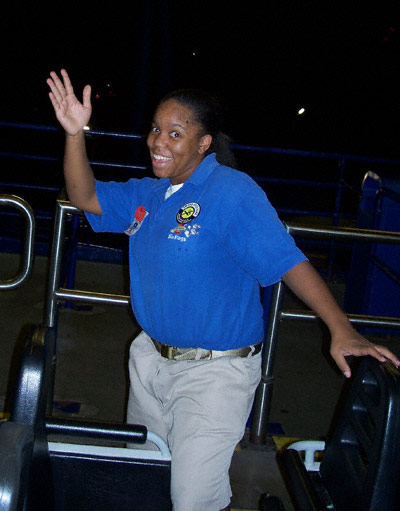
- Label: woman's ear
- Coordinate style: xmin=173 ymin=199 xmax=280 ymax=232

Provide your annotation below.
xmin=198 ymin=134 xmax=212 ymax=154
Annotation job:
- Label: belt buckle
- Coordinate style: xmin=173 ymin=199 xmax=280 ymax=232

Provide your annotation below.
xmin=160 ymin=344 xmax=175 ymax=359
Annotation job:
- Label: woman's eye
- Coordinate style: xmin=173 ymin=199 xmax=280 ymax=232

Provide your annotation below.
xmin=150 ymin=126 xmax=159 ymax=133
xmin=171 ymin=131 xmax=180 ymax=138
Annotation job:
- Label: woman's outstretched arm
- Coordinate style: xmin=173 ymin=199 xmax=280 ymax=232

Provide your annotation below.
xmin=282 ymin=260 xmax=400 ymax=377
xmin=47 ymin=69 xmax=101 ymax=215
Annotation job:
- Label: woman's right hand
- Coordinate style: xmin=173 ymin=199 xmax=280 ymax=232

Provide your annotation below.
xmin=47 ymin=69 xmax=92 ymax=136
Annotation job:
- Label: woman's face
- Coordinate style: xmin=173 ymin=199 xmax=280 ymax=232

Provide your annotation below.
xmin=147 ymin=99 xmax=212 ymax=184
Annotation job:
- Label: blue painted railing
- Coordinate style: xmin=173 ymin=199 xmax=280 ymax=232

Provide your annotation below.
xmin=2 ymin=120 xmax=400 ymax=269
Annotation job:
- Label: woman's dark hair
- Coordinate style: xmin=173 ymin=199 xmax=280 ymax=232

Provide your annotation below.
xmin=159 ymin=88 xmax=237 ymax=169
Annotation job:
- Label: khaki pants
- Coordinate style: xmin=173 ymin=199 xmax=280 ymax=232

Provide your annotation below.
xmin=127 ymin=331 xmax=261 ymax=511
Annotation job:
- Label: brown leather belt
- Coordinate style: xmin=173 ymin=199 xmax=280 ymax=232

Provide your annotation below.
xmin=151 ymin=338 xmax=263 ymax=361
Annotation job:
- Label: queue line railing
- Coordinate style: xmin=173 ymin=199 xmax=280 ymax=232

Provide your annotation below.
xmin=3 ymin=120 xmax=400 ymax=278
xmin=3 ymin=120 xmax=400 ymax=238
xmin=44 ymin=200 xmax=400 ymax=445
xmin=0 ymin=194 xmax=35 ymax=290
xmin=250 ymin=223 xmax=400 ymax=444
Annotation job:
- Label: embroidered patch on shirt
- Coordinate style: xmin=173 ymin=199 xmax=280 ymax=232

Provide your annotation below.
xmin=168 ymin=224 xmax=201 ymax=242
xmin=124 ymin=206 xmax=149 ymax=236
xmin=176 ymin=202 xmax=201 ymax=224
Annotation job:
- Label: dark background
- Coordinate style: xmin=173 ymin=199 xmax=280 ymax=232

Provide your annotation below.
xmin=1 ymin=1 xmax=400 ymax=157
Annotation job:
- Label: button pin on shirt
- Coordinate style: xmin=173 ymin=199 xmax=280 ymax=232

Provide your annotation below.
xmin=124 ymin=206 xmax=149 ymax=236
xmin=135 ymin=206 xmax=146 ymax=222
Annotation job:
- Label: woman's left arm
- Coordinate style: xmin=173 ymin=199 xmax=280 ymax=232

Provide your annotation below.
xmin=281 ymin=260 xmax=400 ymax=377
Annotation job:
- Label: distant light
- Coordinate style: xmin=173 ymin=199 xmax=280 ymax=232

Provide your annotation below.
xmin=83 ymin=126 xmax=90 ymax=131
xmin=297 ymin=108 xmax=305 ymax=115
xmin=192 ymin=51 xmax=196 ymax=56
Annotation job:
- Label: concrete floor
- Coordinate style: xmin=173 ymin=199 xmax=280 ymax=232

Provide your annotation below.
xmin=2 ymin=251 xmax=400 ymax=510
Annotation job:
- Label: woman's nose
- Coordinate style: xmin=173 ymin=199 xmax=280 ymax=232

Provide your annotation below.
xmin=153 ymin=132 xmax=168 ymax=148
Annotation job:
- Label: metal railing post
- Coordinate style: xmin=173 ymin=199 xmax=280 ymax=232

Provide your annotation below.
xmin=250 ymin=281 xmax=285 ymax=444
xmin=327 ymin=158 xmax=346 ymax=276
xmin=45 ymin=200 xmax=70 ymax=327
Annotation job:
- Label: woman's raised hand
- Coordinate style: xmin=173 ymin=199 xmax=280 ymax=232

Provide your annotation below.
xmin=47 ymin=69 xmax=92 ymax=136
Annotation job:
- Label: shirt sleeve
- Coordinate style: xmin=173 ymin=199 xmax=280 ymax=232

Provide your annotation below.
xmin=85 ymin=179 xmax=140 ymax=233
xmin=220 ymin=184 xmax=307 ymax=287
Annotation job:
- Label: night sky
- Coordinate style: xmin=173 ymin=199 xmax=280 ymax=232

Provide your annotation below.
xmin=1 ymin=1 xmax=400 ymax=157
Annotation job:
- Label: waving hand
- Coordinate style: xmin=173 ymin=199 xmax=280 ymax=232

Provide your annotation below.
xmin=47 ymin=69 xmax=92 ymax=135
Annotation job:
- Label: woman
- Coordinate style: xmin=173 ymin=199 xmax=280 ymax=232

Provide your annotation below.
xmin=47 ymin=69 xmax=400 ymax=511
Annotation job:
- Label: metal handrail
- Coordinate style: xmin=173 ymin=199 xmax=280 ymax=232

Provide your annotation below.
xmin=0 ymin=195 xmax=35 ymax=290
xmin=249 ymin=223 xmax=400 ymax=445
xmin=45 ymin=200 xmax=400 ymax=445
xmin=45 ymin=201 xmax=130 ymax=327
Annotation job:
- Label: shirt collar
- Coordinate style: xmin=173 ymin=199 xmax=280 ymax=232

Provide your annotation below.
xmin=151 ymin=153 xmax=219 ymax=197
xmin=185 ymin=153 xmax=219 ymax=186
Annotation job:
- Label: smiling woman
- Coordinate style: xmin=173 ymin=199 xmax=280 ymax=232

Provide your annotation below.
xmin=147 ymin=99 xmax=212 ymax=184
xmin=46 ymin=69 xmax=400 ymax=511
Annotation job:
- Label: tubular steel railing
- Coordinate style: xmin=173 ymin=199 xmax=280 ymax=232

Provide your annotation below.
xmin=250 ymin=224 xmax=400 ymax=444
xmin=45 ymin=200 xmax=400 ymax=444
xmin=45 ymin=201 xmax=129 ymax=328
xmin=0 ymin=195 xmax=35 ymax=289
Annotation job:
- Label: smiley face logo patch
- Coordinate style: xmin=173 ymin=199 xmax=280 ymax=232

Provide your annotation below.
xmin=176 ymin=202 xmax=201 ymax=224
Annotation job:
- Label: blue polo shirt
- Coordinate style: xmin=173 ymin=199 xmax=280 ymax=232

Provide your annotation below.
xmin=86 ymin=153 xmax=306 ymax=350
